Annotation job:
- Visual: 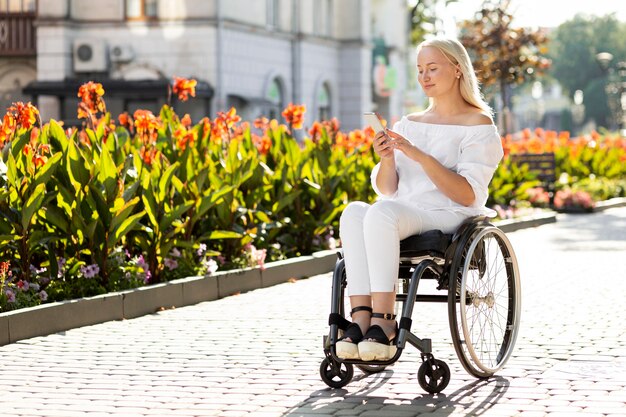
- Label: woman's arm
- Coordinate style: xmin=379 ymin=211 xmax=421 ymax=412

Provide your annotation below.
xmin=385 ymin=129 xmax=476 ymax=206
xmin=372 ymin=131 xmax=399 ymax=196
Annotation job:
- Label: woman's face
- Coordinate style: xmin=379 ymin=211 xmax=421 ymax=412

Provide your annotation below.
xmin=417 ymin=46 xmax=459 ymax=98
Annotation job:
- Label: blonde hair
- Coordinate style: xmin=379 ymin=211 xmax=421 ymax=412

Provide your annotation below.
xmin=417 ymin=37 xmax=493 ymax=117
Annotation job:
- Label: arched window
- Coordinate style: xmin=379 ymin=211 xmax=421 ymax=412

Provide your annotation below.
xmin=266 ymin=77 xmax=284 ymax=120
xmin=317 ymin=82 xmax=331 ymax=121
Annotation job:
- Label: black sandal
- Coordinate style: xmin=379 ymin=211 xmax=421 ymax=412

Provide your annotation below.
xmin=335 ymin=306 xmax=372 ymax=359
xmin=358 ymin=313 xmax=398 ymax=361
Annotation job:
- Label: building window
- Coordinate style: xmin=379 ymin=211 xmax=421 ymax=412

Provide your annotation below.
xmin=0 ymin=0 xmax=36 ymax=13
xmin=267 ymin=0 xmax=279 ymax=29
xmin=317 ymin=83 xmax=331 ymax=121
xmin=313 ymin=0 xmax=332 ymax=36
xmin=266 ymin=77 xmax=284 ymax=120
xmin=126 ymin=0 xmax=157 ymax=20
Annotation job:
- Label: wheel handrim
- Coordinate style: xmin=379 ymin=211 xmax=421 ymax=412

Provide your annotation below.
xmin=459 ymin=227 xmax=521 ymax=374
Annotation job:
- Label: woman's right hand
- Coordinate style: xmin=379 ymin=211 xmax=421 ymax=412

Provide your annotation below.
xmin=373 ymin=130 xmax=394 ymax=159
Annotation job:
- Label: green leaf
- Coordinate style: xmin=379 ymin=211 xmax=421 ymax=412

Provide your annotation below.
xmin=48 ymin=119 xmax=69 ymax=153
xmin=158 ymin=162 xmax=179 ymax=202
xmin=67 ymin=140 xmax=90 ymax=190
xmin=110 ymin=196 xmax=140 ymax=232
xmin=40 ymin=205 xmax=69 ymax=234
xmin=98 ymin=145 xmax=119 ymax=202
xmin=109 ymin=210 xmax=145 ymax=248
xmin=89 ymin=184 xmax=111 ymax=229
xmin=207 ymin=230 xmax=243 ymax=239
xmin=22 ymin=183 xmax=46 ymax=230
xmin=272 ymin=190 xmax=302 ymax=214
xmin=5 ymin=152 xmax=18 ymax=190
xmin=142 ymin=192 xmax=159 ymax=230
xmin=34 ymin=152 xmax=63 ymax=187
xmin=160 ymin=201 xmax=193 ymax=231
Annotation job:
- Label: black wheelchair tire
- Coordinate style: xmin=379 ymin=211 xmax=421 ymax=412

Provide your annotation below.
xmin=417 ymin=359 xmax=450 ymax=394
xmin=320 ymin=357 xmax=354 ymax=389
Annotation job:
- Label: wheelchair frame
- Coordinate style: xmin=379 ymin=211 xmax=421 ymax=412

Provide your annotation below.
xmin=320 ymin=216 xmax=521 ymax=394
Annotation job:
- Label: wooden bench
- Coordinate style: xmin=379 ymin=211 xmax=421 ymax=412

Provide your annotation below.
xmin=510 ymin=152 xmax=557 ymax=205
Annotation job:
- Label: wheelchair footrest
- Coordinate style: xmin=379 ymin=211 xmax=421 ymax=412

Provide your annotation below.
xmin=328 ymin=313 xmax=350 ymax=330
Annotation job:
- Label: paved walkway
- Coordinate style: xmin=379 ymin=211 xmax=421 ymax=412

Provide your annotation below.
xmin=1 ymin=208 xmax=626 ymax=417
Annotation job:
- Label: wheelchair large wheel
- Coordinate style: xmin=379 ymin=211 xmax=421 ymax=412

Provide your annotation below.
xmin=448 ymin=226 xmax=521 ymax=378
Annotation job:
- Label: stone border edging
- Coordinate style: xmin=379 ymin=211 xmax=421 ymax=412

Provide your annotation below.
xmin=0 ymin=249 xmax=337 ymax=346
xmin=0 ymin=209 xmax=570 ymax=346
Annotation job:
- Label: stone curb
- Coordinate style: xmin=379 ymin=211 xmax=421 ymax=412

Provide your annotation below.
xmin=0 ymin=249 xmax=337 ymax=346
xmin=0 ymin=207 xmax=584 ymax=346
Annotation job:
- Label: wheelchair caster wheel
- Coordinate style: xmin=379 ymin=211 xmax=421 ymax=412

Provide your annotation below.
xmin=320 ymin=357 xmax=354 ymax=388
xmin=417 ymin=358 xmax=450 ymax=394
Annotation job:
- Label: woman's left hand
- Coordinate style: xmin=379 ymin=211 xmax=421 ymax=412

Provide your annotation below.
xmin=385 ymin=129 xmax=425 ymax=162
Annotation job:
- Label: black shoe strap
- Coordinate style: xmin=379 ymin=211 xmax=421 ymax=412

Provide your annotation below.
xmin=372 ymin=312 xmax=396 ymax=320
xmin=350 ymin=306 xmax=373 ymax=316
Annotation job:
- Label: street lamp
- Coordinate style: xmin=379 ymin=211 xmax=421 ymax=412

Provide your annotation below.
xmin=595 ymin=52 xmax=625 ymax=133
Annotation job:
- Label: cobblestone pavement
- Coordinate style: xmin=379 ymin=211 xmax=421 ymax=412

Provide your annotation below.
xmin=1 ymin=207 xmax=626 ymax=417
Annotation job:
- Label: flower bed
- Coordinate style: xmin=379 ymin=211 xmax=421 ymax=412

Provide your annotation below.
xmin=1 ymin=80 xmax=624 ymax=312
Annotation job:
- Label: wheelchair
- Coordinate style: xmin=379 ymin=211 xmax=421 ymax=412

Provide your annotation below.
xmin=320 ymin=216 xmax=521 ymax=394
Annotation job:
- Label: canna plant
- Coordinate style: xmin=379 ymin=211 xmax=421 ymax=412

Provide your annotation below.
xmin=0 ymin=103 xmax=63 ymax=282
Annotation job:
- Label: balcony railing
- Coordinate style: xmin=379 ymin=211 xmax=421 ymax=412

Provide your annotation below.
xmin=0 ymin=12 xmax=36 ymax=56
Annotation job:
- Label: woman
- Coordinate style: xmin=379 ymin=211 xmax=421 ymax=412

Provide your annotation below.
xmin=337 ymin=37 xmax=504 ymax=361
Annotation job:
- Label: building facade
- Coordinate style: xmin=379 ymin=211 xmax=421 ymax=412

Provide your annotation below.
xmin=0 ymin=0 xmax=410 ymax=131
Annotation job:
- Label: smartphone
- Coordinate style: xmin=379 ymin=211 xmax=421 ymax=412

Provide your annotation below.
xmin=363 ymin=112 xmax=386 ymax=135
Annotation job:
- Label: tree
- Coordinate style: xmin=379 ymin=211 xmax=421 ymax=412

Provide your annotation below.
xmin=548 ymin=14 xmax=626 ymax=129
xmin=408 ymin=0 xmax=458 ymax=44
xmin=458 ymin=0 xmax=550 ymax=133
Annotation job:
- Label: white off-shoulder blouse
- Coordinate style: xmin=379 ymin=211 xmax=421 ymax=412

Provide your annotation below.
xmin=370 ymin=116 xmax=504 ymax=217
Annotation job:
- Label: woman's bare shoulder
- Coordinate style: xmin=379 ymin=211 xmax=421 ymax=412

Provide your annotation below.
xmin=464 ymin=109 xmax=493 ymax=126
xmin=405 ymin=111 xmax=428 ymax=123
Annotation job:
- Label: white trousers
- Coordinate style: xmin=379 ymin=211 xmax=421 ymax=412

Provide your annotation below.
xmin=339 ymin=200 xmax=468 ymax=296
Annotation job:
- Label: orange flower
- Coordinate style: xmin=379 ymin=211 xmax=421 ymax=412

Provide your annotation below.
xmin=527 ymin=137 xmax=543 ymax=154
xmin=77 ymin=82 xmax=106 ymax=118
xmin=181 ymin=114 xmax=192 ymax=127
xmin=326 ymin=117 xmax=340 ymax=133
xmin=0 ymin=113 xmax=16 ymax=147
xmin=308 ymin=121 xmax=324 ymax=142
xmin=139 ymin=146 xmax=160 ymax=165
xmin=254 ymin=117 xmax=270 ymax=130
xmin=252 ymin=133 xmax=271 ymax=155
xmin=33 ymin=154 xmax=48 ymax=168
xmin=172 ymin=76 xmax=197 ymax=102
xmin=118 ymin=112 xmax=134 ymax=133
xmin=174 ymin=126 xmax=197 ymax=151
xmin=8 ymin=102 xmax=39 ymax=130
xmin=199 ymin=117 xmax=211 ymax=139
xmin=590 ymin=130 xmax=600 ymax=141
xmin=22 ymin=128 xmax=51 ymax=171
xmin=133 ymin=109 xmax=161 ymax=145
xmin=282 ymin=103 xmax=306 ymax=129
xmin=217 ymin=107 xmax=241 ymax=130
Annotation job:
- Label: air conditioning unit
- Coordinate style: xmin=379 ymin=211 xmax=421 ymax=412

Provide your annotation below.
xmin=73 ymin=39 xmax=108 ymax=72
xmin=109 ymin=43 xmax=135 ymax=63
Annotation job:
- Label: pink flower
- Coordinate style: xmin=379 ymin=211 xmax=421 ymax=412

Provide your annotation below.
xmin=39 ymin=291 xmax=48 ymax=301
xmin=203 ymin=258 xmax=218 ymax=276
xmin=80 ymin=264 xmax=100 ymax=279
xmin=164 ymin=258 xmax=178 ymax=271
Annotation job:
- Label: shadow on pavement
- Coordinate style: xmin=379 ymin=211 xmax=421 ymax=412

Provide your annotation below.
xmin=283 ymin=371 xmax=510 ymax=416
